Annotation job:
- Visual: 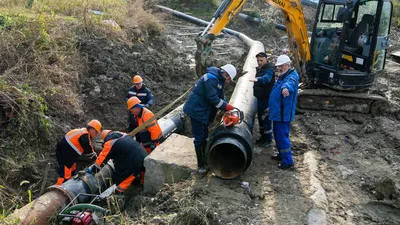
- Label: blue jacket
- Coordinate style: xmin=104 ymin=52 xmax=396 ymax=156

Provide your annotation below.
xmin=269 ymin=68 xmax=299 ymax=122
xmin=126 ymin=84 xmax=154 ymax=108
xmin=183 ymin=67 xmax=227 ymax=124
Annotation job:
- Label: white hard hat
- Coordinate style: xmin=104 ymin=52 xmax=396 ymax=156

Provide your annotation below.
xmin=275 ymin=55 xmax=291 ymax=66
xmin=221 ymin=64 xmax=237 ymax=80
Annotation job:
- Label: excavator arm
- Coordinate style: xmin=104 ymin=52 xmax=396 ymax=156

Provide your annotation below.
xmin=196 ymin=0 xmax=311 ymax=77
xmin=195 ymin=0 xmax=247 ymax=76
xmin=265 ymin=0 xmax=310 ymax=75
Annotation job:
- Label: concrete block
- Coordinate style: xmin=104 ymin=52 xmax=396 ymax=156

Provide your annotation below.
xmin=144 ymin=133 xmax=197 ymax=194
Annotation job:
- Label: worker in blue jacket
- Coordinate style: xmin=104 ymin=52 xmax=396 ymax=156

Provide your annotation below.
xmin=268 ymin=55 xmax=299 ymax=170
xmin=125 ymin=75 xmax=154 ymax=107
xmin=183 ymin=64 xmax=237 ymax=175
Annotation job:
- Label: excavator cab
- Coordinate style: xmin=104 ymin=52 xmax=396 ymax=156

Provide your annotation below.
xmin=308 ymin=0 xmax=393 ymax=90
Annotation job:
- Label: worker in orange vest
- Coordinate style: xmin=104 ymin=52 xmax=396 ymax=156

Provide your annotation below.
xmin=126 ymin=74 xmax=155 ymax=142
xmin=86 ymin=130 xmax=148 ymax=193
xmin=126 ymin=97 xmax=162 ymax=154
xmin=55 ymin=119 xmax=102 ymax=185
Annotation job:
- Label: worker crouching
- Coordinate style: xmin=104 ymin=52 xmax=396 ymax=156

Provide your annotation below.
xmin=127 ymin=96 xmax=162 ymax=154
xmin=87 ymin=130 xmax=148 ymax=194
xmin=55 ymin=119 xmax=102 ymax=185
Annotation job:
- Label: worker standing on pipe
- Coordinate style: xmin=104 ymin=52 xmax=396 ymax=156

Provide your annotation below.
xmin=183 ymin=64 xmax=238 ymax=175
xmin=87 ymin=130 xmax=148 ymax=193
xmin=249 ymin=52 xmax=275 ymax=147
xmin=268 ymin=55 xmax=299 ymax=170
xmin=127 ymin=96 xmax=162 ymax=154
xmin=55 ymin=119 xmax=102 ymax=185
xmin=126 ymin=74 xmax=155 ymax=142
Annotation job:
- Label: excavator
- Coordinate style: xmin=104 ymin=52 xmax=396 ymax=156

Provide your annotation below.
xmin=196 ymin=0 xmax=393 ymax=114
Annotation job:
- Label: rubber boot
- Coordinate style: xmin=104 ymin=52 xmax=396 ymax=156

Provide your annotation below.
xmin=202 ymin=141 xmax=209 ymax=170
xmin=195 ymin=145 xmax=207 ymax=175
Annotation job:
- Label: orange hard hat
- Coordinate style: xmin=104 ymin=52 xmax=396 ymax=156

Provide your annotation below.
xmin=127 ymin=96 xmax=141 ymax=109
xmin=101 ymin=129 xmax=112 ymax=141
xmin=133 ymin=75 xmax=143 ymax=84
xmin=87 ymin=119 xmax=102 ymax=132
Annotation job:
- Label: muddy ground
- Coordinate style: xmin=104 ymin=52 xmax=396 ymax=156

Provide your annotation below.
xmin=2 ymin=1 xmax=400 ymax=224
xmin=116 ymin=7 xmax=400 ymax=225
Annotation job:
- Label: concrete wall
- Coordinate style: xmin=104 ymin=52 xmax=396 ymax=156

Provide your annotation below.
xmin=143 ymin=133 xmax=197 ymax=194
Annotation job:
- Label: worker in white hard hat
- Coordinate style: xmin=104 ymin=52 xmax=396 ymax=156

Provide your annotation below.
xmin=268 ymin=54 xmax=299 ymax=170
xmin=183 ymin=64 xmax=238 ymax=175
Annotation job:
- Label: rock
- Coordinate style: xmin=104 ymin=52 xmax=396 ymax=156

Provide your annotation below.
xmin=99 ymin=75 xmax=107 ymax=81
xmin=102 ymin=19 xmax=121 ymax=30
xmin=346 ymin=210 xmax=354 ymax=216
xmin=373 ymin=178 xmax=399 ymax=200
xmin=364 ymin=124 xmax=375 ymax=134
xmin=337 ymin=165 xmax=354 ymax=179
xmin=353 ymin=118 xmax=364 ymax=124
xmin=143 ymin=134 xmax=197 ymax=194
xmin=150 ymin=216 xmax=164 ymax=224
xmin=94 ymin=86 xmax=101 ymax=93
xmin=132 ymin=52 xmax=141 ymax=59
xmin=307 ymin=208 xmax=327 ymax=225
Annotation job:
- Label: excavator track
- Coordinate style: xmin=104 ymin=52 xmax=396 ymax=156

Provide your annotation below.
xmin=297 ymin=88 xmax=390 ymax=116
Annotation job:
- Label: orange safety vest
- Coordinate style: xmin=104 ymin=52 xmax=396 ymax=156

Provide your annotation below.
xmin=136 ymin=108 xmax=162 ymax=145
xmin=65 ymin=128 xmax=92 ymax=155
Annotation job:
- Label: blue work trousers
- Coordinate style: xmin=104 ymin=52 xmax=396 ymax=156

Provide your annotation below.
xmin=257 ymin=98 xmax=272 ymax=142
xmin=273 ymin=121 xmax=294 ymax=165
xmin=191 ymin=117 xmax=208 ymax=148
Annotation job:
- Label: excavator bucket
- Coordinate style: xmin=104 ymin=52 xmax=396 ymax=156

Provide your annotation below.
xmin=195 ymin=34 xmax=216 ymax=77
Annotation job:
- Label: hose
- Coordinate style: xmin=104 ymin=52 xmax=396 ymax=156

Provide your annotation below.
xmin=61 ymin=203 xmax=108 ymax=214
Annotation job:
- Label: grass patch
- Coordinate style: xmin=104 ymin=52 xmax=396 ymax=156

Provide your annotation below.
xmin=394 ymin=0 xmax=400 ymax=27
xmin=0 ymin=0 xmax=164 ymax=217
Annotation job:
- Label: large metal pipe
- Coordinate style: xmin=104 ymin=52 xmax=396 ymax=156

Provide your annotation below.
xmin=208 ymin=41 xmax=263 ymax=179
xmin=158 ymin=104 xmax=184 ymax=141
xmin=155 ymin=5 xmax=305 ymax=35
xmin=156 ymin=5 xmax=240 ymax=36
xmin=238 ymin=13 xmax=264 ymax=23
xmin=6 ymin=164 xmax=114 ymax=225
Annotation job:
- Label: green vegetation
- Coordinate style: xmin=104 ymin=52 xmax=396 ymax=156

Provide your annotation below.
xmin=0 ymin=0 xmax=163 ymax=217
xmin=394 ymin=0 xmax=400 ymax=27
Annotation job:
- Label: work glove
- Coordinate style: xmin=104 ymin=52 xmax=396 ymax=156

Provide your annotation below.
xmin=225 ymin=104 xmax=234 ymax=111
xmin=86 ymin=165 xmax=94 ymax=175
xmin=86 ymin=165 xmax=100 ymax=175
xmin=85 ymin=152 xmax=97 ymax=160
